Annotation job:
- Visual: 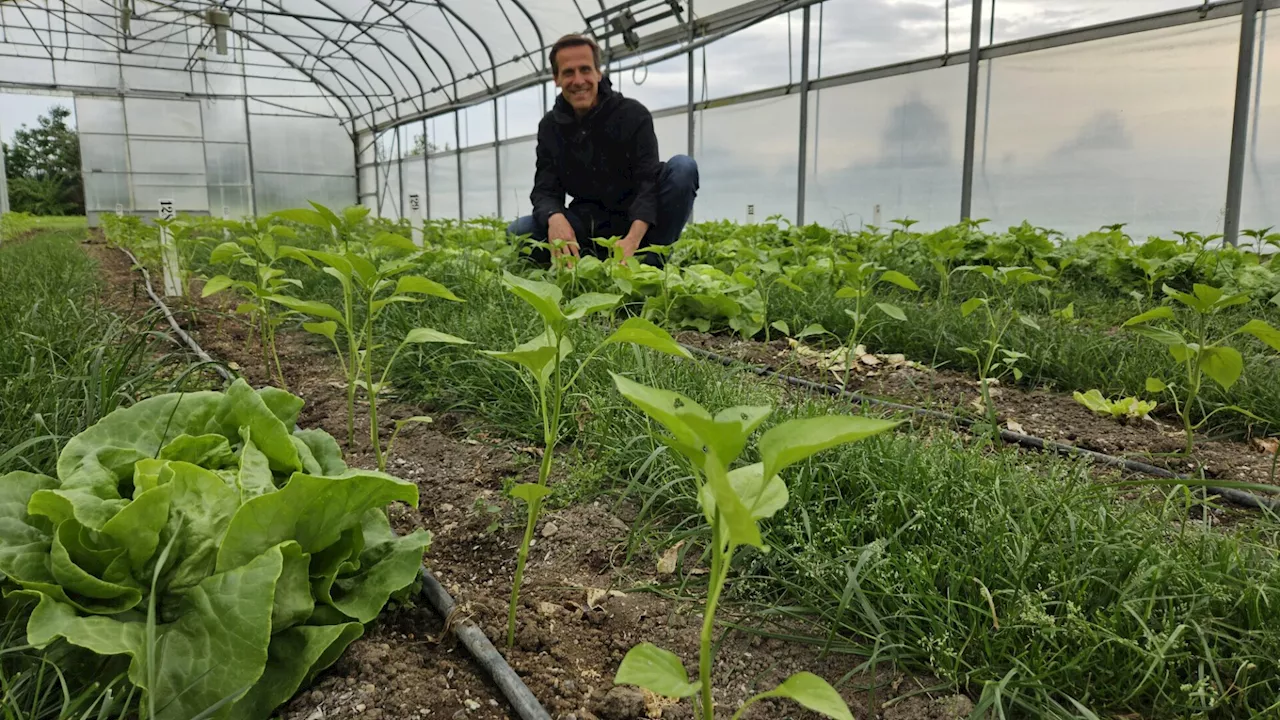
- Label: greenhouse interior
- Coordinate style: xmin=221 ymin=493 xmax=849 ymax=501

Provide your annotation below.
xmin=5 ymin=1 xmax=1280 ymax=719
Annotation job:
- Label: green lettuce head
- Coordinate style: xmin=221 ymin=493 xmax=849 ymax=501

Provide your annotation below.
xmin=0 ymin=379 xmax=430 ymax=719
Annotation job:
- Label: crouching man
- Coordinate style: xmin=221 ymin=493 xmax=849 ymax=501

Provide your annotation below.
xmin=507 ymin=34 xmax=699 ymax=266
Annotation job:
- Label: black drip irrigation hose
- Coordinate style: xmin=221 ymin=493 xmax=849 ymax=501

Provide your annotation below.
xmin=115 ymin=246 xmax=553 ymax=720
xmin=683 ymin=344 xmax=1280 ymax=512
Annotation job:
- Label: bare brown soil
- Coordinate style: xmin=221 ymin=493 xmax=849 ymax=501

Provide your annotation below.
xmin=678 ymin=332 xmax=1280 ymax=494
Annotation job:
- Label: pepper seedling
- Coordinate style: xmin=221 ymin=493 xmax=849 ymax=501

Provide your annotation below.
xmin=483 ymin=272 xmax=692 ymax=646
xmin=1124 ymin=283 xmax=1280 ymax=453
xmin=833 ymin=261 xmax=919 ymax=389
xmin=269 ymin=231 xmax=469 ymax=469
xmin=1073 ymin=389 xmax=1157 ymax=423
xmin=608 ymin=373 xmax=898 ymax=720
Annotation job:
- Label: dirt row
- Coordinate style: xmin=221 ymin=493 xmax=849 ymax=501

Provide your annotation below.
xmin=677 ymin=333 xmax=1280 ymax=494
xmin=85 ymin=240 xmax=967 ymax=720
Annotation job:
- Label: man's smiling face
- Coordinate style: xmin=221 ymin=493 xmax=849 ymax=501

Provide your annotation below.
xmin=554 ymin=44 xmax=602 ymax=115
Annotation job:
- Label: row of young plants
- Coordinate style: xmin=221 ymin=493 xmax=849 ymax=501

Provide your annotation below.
xmin=142 ymin=204 xmax=1280 ymax=717
xmin=0 ymin=226 xmax=444 ymax=719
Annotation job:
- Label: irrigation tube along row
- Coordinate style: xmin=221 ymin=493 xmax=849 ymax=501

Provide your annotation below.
xmin=682 ymin=344 xmax=1280 ymax=512
xmin=117 ymin=246 xmax=555 ymax=720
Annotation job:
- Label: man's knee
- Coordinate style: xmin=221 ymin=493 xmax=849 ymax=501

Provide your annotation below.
xmin=507 ymin=215 xmax=540 ymax=238
xmin=666 ymin=154 xmax=700 ymax=192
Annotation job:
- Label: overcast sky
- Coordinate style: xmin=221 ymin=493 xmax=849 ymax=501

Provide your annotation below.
xmin=1 ymin=93 xmax=76 ymax=145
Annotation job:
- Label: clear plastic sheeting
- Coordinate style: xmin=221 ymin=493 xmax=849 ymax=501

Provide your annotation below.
xmin=694 ymin=95 xmax=799 ymax=223
xmin=804 ymin=64 xmax=967 ymax=231
xmin=990 ymin=0 xmax=1203 ymax=44
xmin=461 ymin=148 xmax=500 ymax=219
xmin=1242 ymin=10 xmax=1279 ymax=231
xmin=429 ymin=152 xmax=461 ymax=221
xmin=255 ymin=174 xmax=357 ymax=215
xmin=500 ymin=140 xmax=538 ymax=220
xmin=972 ymin=18 xmax=1241 ymax=237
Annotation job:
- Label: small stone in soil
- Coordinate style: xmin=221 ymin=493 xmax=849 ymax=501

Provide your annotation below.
xmin=541 ymin=521 xmax=559 ymax=538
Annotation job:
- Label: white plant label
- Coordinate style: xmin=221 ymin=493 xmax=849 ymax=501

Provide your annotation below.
xmin=408 ymin=193 xmax=424 ymax=248
xmin=747 ymin=204 xmax=755 ymax=224
xmin=115 ymin=204 xmax=124 ymax=218
xmin=157 ymin=198 xmax=183 ymax=297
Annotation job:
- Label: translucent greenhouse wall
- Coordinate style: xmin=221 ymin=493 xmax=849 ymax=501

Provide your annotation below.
xmin=77 ymin=96 xmax=354 ymax=224
xmin=360 ymin=2 xmax=1280 ymax=242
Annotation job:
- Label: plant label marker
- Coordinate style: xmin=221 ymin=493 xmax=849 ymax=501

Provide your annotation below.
xmin=874 ymin=203 xmax=882 ymax=226
xmin=115 ymin=203 xmax=123 ymax=218
xmin=747 ymin=204 xmax=755 ymax=224
xmin=408 ymin=193 xmax=423 ymax=247
xmin=157 ymin=198 xmax=183 ymax=297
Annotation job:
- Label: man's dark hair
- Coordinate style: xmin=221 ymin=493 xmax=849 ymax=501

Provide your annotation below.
xmin=549 ymin=34 xmax=602 ymax=75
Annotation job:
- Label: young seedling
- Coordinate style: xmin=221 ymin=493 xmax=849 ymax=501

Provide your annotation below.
xmin=608 ymin=374 xmax=898 ymax=720
xmin=918 ymin=227 xmax=967 ymax=300
xmin=269 ymin=231 xmax=469 ymax=469
xmin=483 ymin=272 xmax=692 ymax=646
xmin=833 ymin=261 xmax=919 ymax=388
xmin=273 ymin=201 xmax=371 ymax=252
xmin=1073 ymin=389 xmax=1157 ymax=423
xmin=955 ymin=265 xmax=1051 ymax=445
xmin=201 ymin=220 xmax=310 ymax=389
xmin=1124 ymin=283 xmax=1280 ymax=454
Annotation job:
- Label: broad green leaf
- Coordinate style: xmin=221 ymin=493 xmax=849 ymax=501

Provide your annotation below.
xmin=501 ymin=271 xmax=564 ymax=325
xmin=271 ymin=541 xmax=314 ymax=631
xmin=229 ymin=623 xmax=363 ymax=719
xmin=344 ymin=252 xmax=378 ymax=288
xmin=1163 ymin=284 xmax=1208 ymax=313
xmin=796 ymin=323 xmax=829 ymax=339
xmin=751 ymin=672 xmax=853 ymax=720
xmin=403 ymin=328 xmax=472 ymax=346
xmin=268 ymin=295 xmax=344 ymax=324
xmin=1073 ymin=389 xmax=1110 ymax=415
xmin=1169 ymin=343 xmax=1199 ymax=363
xmin=273 ymin=208 xmax=329 ymax=228
xmin=702 ymin=458 xmax=763 ymax=549
xmin=309 ymin=201 xmax=343 ymax=229
xmin=216 ymin=471 xmax=418 ymax=571
xmin=235 ymin=302 xmax=260 ymax=315
xmin=1216 ymin=292 xmax=1251 ymax=310
xmin=327 ymin=510 xmax=430 ymax=623
xmin=99 ymin=484 xmax=170 ymax=569
xmin=771 ymin=320 xmax=791 ymax=336
xmin=510 ymin=483 xmax=553 ymax=505
xmin=875 ymin=302 xmax=907 ymax=322
xmin=614 ymin=643 xmax=700 ymax=698
xmin=564 ymin=292 xmax=622 ymax=320
xmin=302 ymin=321 xmax=338 ymax=343
xmin=209 ymin=380 xmax=301 ymax=473
xmin=1241 ymin=319 xmax=1280 ymax=352
xmin=878 ymin=270 xmax=920 ymax=292
xmin=370 ymin=296 xmax=421 ymax=314
xmin=158 ymin=434 xmax=235 ymax=468
xmin=759 ymin=416 xmax=899 ymax=484
xmin=304 ymin=250 xmax=354 ymax=278
xmin=342 ymin=204 xmax=370 ymax=225
xmin=1192 ymin=283 xmax=1224 ymax=307
xmin=961 ymin=297 xmax=987 ymax=317
xmin=1017 ymin=314 xmax=1041 ymax=331
xmin=373 ymin=232 xmax=418 ymax=253
xmin=609 ymin=373 xmax=706 ymax=464
xmin=236 ymin=435 xmax=276 ymax=500
xmin=1123 ymin=306 xmax=1175 ymax=327
xmin=394 ymin=275 xmax=462 ymax=302
xmin=1199 ymin=346 xmax=1243 ymax=390
xmin=1131 ymin=325 xmax=1186 ymax=346
xmin=292 ymin=428 xmax=347 ymax=477
xmin=726 ymin=463 xmax=788 ymax=519
xmin=158 ymin=461 xmax=242 ymax=595
xmin=680 ymin=405 xmax=773 ymax=470
xmin=201 ymin=275 xmax=235 ymax=298
xmin=602 ymin=317 xmax=692 ymax=359
xmin=481 ymin=329 xmax=569 ymax=388
xmin=834 ymin=286 xmax=863 ymax=299
xmin=1146 ymin=377 xmax=1167 ymax=393
xmin=208 ymin=242 xmax=242 ymax=265
xmin=0 ymin=472 xmax=55 ymax=585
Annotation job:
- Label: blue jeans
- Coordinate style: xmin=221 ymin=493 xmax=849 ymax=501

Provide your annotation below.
xmin=508 ymin=154 xmax=699 ymax=267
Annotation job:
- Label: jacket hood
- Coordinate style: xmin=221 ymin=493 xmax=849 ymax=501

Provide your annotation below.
xmin=552 ymin=74 xmax=617 ymax=124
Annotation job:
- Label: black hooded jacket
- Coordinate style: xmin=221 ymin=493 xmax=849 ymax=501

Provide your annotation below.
xmin=530 ymin=76 xmax=661 ymax=231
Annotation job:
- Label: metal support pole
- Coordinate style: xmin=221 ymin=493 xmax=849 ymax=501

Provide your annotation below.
xmin=493 ymin=99 xmax=503 ymax=219
xmin=396 ymin=130 xmax=406 ymax=219
xmin=796 ymin=6 xmax=812 ymax=225
xmin=959 ymin=0 xmax=984 ymax=221
xmin=1224 ymin=0 xmax=1260 ymax=246
xmin=686 ymin=0 xmax=695 ymax=158
xmin=374 ymin=132 xmax=383 ymax=217
xmin=422 ymin=119 xmax=431 ymax=220
xmin=455 ymin=116 xmax=464 ymax=220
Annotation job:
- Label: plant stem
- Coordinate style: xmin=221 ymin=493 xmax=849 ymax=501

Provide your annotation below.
xmin=507 ymin=445 xmax=553 ymax=647
xmin=699 ymin=517 xmax=731 ymax=720
xmin=367 ymin=316 xmax=384 ymax=471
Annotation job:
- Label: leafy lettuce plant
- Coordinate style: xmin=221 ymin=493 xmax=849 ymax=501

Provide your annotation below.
xmin=0 ymin=379 xmax=430 ymax=720
xmin=956 ymin=265 xmax=1051 ymax=445
xmin=482 ymin=272 xmax=691 ymax=646
xmin=270 ymin=233 xmax=469 ymax=470
xmin=608 ymin=374 xmax=898 ymax=720
xmin=1073 ymin=389 xmax=1157 ymax=423
xmin=1123 ymin=283 xmax=1280 ymax=453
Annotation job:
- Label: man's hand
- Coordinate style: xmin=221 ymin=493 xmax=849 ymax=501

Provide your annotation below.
xmin=617 ymin=220 xmax=651 ymax=264
xmin=548 ymin=213 xmax=579 ymax=262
